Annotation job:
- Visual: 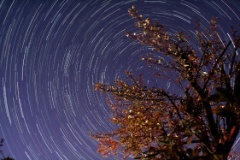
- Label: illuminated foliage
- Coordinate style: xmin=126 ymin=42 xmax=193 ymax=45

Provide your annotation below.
xmin=91 ymin=5 xmax=240 ymax=160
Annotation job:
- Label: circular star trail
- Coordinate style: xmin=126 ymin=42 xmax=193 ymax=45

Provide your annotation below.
xmin=0 ymin=0 xmax=239 ymax=159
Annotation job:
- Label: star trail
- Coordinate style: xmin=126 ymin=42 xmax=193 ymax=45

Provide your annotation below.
xmin=0 ymin=0 xmax=240 ymax=159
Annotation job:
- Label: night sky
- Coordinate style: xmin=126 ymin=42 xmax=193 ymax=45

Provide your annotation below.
xmin=0 ymin=0 xmax=240 ymax=159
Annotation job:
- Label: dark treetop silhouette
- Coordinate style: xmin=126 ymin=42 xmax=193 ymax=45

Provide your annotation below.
xmin=92 ymin=5 xmax=240 ymax=160
xmin=0 ymin=139 xmax=14 ymax=160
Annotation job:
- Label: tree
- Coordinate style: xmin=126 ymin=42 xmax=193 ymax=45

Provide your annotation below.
xmin=91 ymin=5 xmax=240 ymax=160
xmin=0 ymin=139 xmax=14 ymax=160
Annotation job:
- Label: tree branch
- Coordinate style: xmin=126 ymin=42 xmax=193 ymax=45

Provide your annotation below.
xmin=203 ymin=41 xmax=231 ymax=91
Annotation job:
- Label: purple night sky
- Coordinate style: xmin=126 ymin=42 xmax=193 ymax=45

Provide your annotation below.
xmin=0 ymin=0 xmax=240 ymax=159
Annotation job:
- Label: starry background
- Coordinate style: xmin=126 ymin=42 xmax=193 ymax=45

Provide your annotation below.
xmin=0 ymin=0 xmax=240 ymax=159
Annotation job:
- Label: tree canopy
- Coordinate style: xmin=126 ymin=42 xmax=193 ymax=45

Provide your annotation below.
xmin=91 ymin=5 xmax=240 ymax=160
xmin=0 ymin=139 xmax=14 ymax=160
